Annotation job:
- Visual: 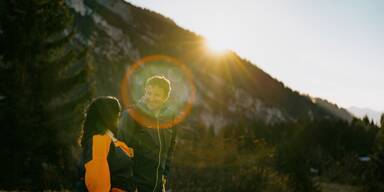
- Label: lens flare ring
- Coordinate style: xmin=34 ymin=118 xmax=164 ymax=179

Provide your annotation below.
xmin=120 ymin=55 xmax=195 ymax=129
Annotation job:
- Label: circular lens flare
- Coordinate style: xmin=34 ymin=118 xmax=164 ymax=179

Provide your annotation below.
xmin=120 ymin=55 xmax=196 ymax=129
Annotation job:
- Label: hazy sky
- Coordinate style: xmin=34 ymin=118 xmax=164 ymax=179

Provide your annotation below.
xmin=127 ymin=0 xmax=384 ymax=112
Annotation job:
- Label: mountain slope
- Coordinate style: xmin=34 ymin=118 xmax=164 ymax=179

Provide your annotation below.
xmin=313 ymin=98 xmax=354 ymax=122
xmin=67 ymin=0 xmax=351 ymax=130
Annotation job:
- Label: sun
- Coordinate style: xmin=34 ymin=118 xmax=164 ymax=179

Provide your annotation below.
xmin=204 ymin=37 xmax=228 ymax=54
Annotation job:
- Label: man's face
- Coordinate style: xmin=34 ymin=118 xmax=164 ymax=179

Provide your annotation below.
xmin=144 ymin=84 xmax=168 ymax=111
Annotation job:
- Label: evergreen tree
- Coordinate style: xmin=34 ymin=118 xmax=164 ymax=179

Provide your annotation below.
xmin=0 ymin=0 xmax=91 ymax=189
xmin=362 ymin=115 xmax=370 ymax=125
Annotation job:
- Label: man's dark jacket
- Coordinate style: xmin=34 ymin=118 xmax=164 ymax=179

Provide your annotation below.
xmin=117 ymin=102 xmax=177 ymax=192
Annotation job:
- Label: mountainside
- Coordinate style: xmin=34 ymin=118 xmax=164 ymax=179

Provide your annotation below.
xmin=67 ymin=0 xmax=352 ymax=130
xmin=313 ymin=98 xmax=354 ymax=122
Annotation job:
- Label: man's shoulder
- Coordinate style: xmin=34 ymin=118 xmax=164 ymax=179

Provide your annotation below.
xmin=122 ymin=104 xmax=138 ymax=112
xmin=121 ymin=105 xmax=138 ymax=117
xmin=118 ymin=107 xmax=139 ymax=142
xmin=119 ymin=106 xmax=138 ymax=131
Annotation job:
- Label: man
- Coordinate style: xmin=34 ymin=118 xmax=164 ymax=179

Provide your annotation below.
xmin=118 ymin=75 xmax=177 ymax=192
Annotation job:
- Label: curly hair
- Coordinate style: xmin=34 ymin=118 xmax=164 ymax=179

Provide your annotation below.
xmin=145 ymin=75 xmax=171 ymax=100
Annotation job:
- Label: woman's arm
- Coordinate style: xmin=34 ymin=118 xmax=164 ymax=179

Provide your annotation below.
xmin=84 ymin=134 xmax=112 ymax=192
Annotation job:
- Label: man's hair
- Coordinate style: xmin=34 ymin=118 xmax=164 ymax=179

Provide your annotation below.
xmin=145 ymin=75 xmax=171 ymax=99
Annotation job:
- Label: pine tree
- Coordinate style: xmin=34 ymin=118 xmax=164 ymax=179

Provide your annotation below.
xmin=0 ymin=0 xmax=91 ymax=189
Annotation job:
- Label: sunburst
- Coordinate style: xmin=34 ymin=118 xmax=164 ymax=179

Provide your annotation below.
xmin=204 ymin=37 xmax=228 ymax=55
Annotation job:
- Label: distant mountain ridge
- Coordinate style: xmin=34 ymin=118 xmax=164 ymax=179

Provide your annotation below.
xmin=67 ymin=0 xmax=353 ymax=130
xmin=348 ymin=106 xmax=382 ymax=125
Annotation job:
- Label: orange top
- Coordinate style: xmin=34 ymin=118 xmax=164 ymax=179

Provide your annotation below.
xmin=84 ymin=134 xmax=112 ymax=192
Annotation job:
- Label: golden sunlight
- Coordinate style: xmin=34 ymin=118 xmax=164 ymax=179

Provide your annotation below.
xmin=204 ymin=37 xmax=228 ymax=55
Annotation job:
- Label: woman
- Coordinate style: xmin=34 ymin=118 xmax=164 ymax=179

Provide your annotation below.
xmin=79 ymin=96 xmax=134 ymax=192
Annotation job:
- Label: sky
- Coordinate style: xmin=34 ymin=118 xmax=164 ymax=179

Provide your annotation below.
xmin=127 ymin=0 xmax=384 ymax=112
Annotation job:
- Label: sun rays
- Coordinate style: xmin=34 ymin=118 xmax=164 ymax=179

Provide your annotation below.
xmin=204 ymin=37 xmax=229 ymax=55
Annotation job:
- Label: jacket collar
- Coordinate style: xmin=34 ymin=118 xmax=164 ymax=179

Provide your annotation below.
xmin=136 ymin=98 xmax=172 ymax=121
